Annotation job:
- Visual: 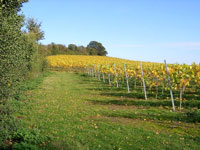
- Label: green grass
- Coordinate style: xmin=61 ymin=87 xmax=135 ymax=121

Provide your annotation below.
xmin=16 ymin=71 xmax=200 ymax=150
xmin=0 ymin=72 xmax=52 ymax=150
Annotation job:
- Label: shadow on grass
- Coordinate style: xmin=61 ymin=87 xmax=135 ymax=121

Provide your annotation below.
xmin=100 ymin=109 xmax=186 ymax=123
xmin=103 ymin=108 xmax=200 ymax=123
xmin=81 ymin=75 xmax=200 ymax=100
xmin=184 ymin=95 xmax=200 ymax=100
xmin=81 ymin=75 xmax=200 ymax=123
xmin=100 ymin=91 xmax=172 ymax=100
xmin=87 ymin=99 xmax=200 ymax=109
xmin=87 ymin=99 xmax=200 ymax=123
xmin=86 ymin=87 xmax=123 ymax=92
xmin=99 ymin=89 xmax=200 ymax=101
xmin=79 ymin=79 xmax=99 ymax=85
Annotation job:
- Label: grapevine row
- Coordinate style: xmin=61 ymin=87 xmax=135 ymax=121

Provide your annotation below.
xmin=47 ymin=55 xmax=200 ymax=111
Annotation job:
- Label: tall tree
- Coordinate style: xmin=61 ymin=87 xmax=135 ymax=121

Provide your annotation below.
xmin=26 ymin=18 xmax=44 ymax=41
xmin=87 ymin=41 xmax=107 ymax=56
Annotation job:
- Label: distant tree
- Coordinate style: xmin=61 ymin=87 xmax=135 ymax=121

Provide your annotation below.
xmin=87 ymin=41 xmax=107 ymax=56
xmin=50 ymin=43 xmax=58 ymax=55
xmin=43 ymin=42 xmax=107 ymax=56
xmin=26 ymin=18 xmax=44 ymax=41
xmin=46 ymin=43 xmax=69 ymax=55
xmin=78 ymin=46 xmax=85 ymax=51
xmin=68 ymin=44 xmax=78 ymax=51
xmin=87 ymin=47 xmax=97 ymax=55
xmin=56 ymin=44 xmax=68 ymax=54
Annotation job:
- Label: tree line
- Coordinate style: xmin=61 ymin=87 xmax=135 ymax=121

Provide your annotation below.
xmin=39 ymin=41 xmax=108 ymax=56
xmin=24 ymin=18 xmax=108 ymax=56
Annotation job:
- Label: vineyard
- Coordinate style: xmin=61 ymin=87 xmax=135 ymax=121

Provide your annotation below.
xmin=47 ymin=55 xmax=200 ymax=112
xmin=2 ymin=0 xmax=200 ymax=149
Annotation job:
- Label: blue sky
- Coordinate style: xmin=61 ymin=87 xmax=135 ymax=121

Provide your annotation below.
xmin=22 ymin=0 xmax=200 ymax=64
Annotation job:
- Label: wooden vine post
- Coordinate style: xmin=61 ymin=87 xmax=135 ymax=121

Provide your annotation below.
xmin=123 ymin=64 xmax=130 ymax=93
xmin=114 ymin=64 xmax=119 ymax=88
xmin=103 ymin=72 xmax=105 ymax=83
xmin=101 ymin=65 xmax=106 ymax=83
xmin=107 ymin=65 xmax=111 ymax=85
xmin=88 ymin=67 xmax=90 ymax=76
xmin=179 ymin=85 xmax=185 ymax=110
xmin=97 ymin=65 xmax=101 ymax=81
xmin=92 ymin=67 xmax=94 ymax=78
xmin=164 ymin=60 xmax=175 ymax=112
xmin=140 ymin=62 xmax=147 ymax=100
xmin=94 ymin=65 xmax=97 ymax=78
xmin=108 ymin=74 xmax=111 ymax=85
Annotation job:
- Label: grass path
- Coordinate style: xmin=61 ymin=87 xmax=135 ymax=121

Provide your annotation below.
xmin=19 ymin=72 xmax=200 ymax=150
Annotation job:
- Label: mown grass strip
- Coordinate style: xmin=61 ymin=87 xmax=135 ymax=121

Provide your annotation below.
xmin=18 ymin=72 xmax=200 ymax=150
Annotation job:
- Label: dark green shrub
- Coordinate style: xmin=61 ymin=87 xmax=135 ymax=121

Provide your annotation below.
xmin=0 ymin=104 xmax=18 ymax=145
xmin=11 ymin=129 xmax=50 ymax=150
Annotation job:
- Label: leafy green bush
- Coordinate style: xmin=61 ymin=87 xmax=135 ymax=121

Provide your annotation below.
xmin=11 ymin=129 xmax=50 ymax=150
xmin=0 ymin=0 xmax=30 ymax=101
xmin=1 ymin=127 xmax=50 ymax=150
xmin=0 ymin=0 xmax=47 ymax=101
xmin=0 ymin=1 xmax=48 ymax=148
xmin=0 ymin=105 xmax=18 ymax=146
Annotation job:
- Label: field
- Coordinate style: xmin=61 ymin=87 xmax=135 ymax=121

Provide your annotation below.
xmin=47 ymin=55 xmax=200 ymax=105
xmin=18 ymin=72 xmax=200 ymax=150
xmin=14 ymin=55 xmax=200 ymax=149
xmin=2 ymin=1 xmax=200 ymax=149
